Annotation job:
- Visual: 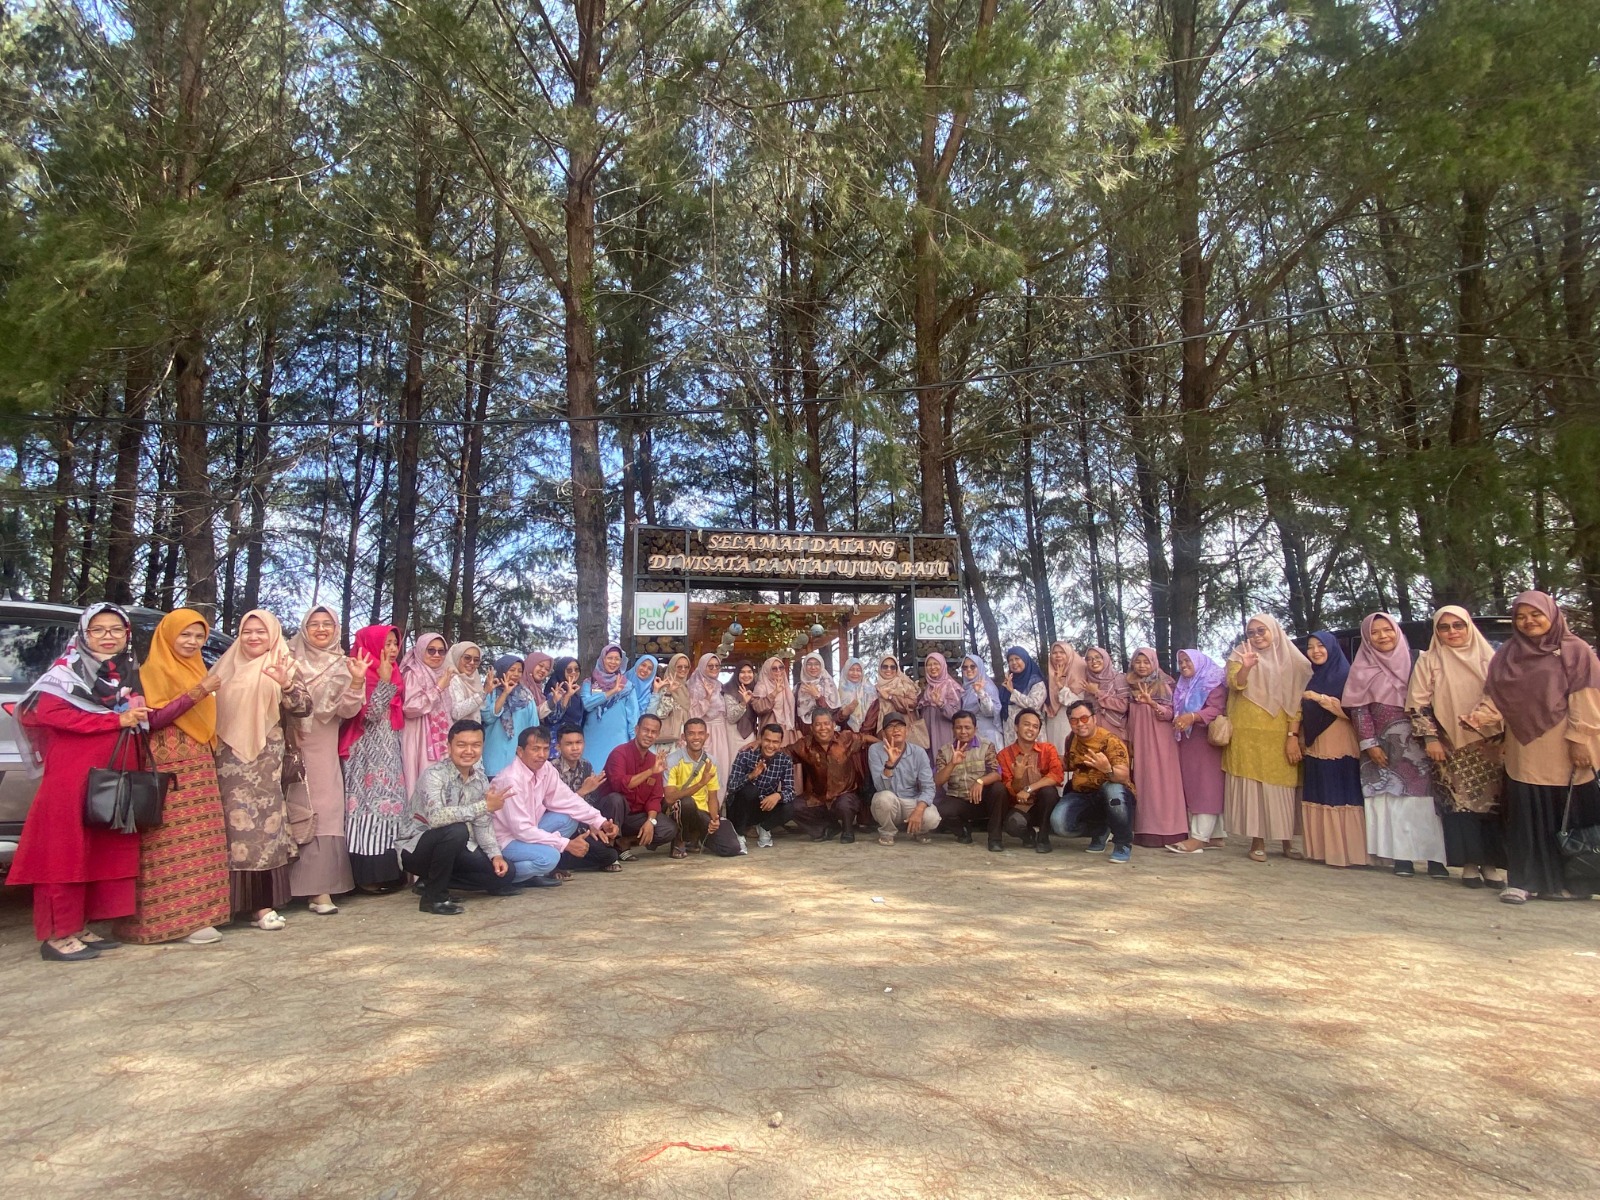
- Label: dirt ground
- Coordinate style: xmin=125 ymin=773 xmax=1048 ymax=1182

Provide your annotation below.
xmin=1 ymin=833 xmax=1597 ymax=1200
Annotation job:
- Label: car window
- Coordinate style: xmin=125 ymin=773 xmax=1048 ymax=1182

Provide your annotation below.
xmin=0 ymin=621 xmax=77 ymax=688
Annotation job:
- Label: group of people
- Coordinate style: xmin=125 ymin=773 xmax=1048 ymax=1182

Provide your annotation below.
xmin=8 ymin=589 xmax=1598 ymax=962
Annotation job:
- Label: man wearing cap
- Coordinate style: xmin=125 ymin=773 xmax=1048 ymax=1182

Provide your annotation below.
xmin=866 ymin=711 xmax=940 ymax=846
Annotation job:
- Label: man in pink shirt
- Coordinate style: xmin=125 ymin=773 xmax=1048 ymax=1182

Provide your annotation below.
xmin=492 ymin=726 xmax=622 ymax=882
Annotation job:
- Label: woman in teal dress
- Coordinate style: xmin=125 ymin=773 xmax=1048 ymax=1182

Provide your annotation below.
xmin=582 ymin=643 xmax=640 ymax=768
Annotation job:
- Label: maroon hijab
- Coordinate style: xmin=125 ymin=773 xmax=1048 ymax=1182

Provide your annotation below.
xmin=1485 ymin=590 xmax=1600 ymax=745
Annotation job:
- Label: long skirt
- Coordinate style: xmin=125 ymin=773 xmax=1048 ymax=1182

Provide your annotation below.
xmin=1442 ymin=811 xmax=1508 ymax=870
xmin=704 ymin=719 xmax=733 ymax=789
xmin=1223 ymin=775 xmax=1297 ymax=842
xmin=1365 ymin=795 xmax=1445 ymax=864
xmin=1504 ymin=776 xmax=1600 ymax=896
xmin=231 ymin=863 xmax=292 ymax=918
xmin=1301 ymin=755 xmax=1367 ymax=868
xmin=113 ymin=727 xmax=232 ymax=944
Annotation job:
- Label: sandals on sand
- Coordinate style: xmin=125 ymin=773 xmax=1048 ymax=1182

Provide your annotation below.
xmin=1248 ymin=848 xmax=1268 ymax=863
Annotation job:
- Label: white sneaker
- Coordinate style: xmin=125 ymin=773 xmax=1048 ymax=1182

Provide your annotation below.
xmin=184 ymin=926 xmax=222 ymax=945
xmin=757 ymin=828 xmax=773 ymax=849
xmin=736 ymin=834 xmax=749 ymax=855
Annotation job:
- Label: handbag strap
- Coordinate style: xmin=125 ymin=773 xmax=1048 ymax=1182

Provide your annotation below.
xmin=110 ymin=722 xmax=155 ymax=771
xmin=1561 ymin=770 xmax=1580 ymax=835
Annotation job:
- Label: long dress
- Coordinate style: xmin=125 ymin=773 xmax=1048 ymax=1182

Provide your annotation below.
xmin=582 ymin=682 xmax=639 ymax=770
xmin=1176 ymin=682 xmax=1227 ymax=841
xmin=1300 ymin=697 xmax=1367 ymax=867
xmin=1221 ymin=661 xmax=1299 ymax=841
xmin=401 ymin=668 xmax=449 ymax=795
xmin=1128 ymin=695 xmax=1188 ymax=847
xmin=1353 ymin=701 xmax=1445 ymax=865
xmin=693 ymin=686 xmax=734 ymax=786
xmin=481 ymin=690 xmax=540 ymax=777
xmin=653 ymin=680 xmax=690 ymax=755
xmin=343 ymin=679 xmax=408 ymax=887
xmin=113 ymin=716 xmax=231 ymax=943
xmin=1408 ymin=708 xmax=1505 ymax=871
xmin=919 ymin=689 xmax=962 ymax=765
xmin=287 ymin=666 xmax=365 ymax=899
xmin=723 ymin=693 xmax=755 ymax=771
xmin=12 ymin=695 xmax=191 ymax=941
xmin=217 ymin=682 xmax=314 ymax=916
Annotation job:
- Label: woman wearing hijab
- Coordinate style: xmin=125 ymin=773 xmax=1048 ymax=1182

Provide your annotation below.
xmin=545 ymin=656 xmax=586 ymax=732
xmin=1223 ymin=613 xmax=1313 ymax=863
xmin=284 ymin=605 xmax=367 ymax=915
xmin=1297 ymin=632 xmax=1366 ymax=868
xmin=918 ymin=652 xmax=964 ymax=762
xmin=1080 ymin=647 xmax=1128 ymax=738
xmin=630 ymin=655 xmax=662 ymax=716
xmin=112 ymin=608 xmax=232 ymax=945
xmin=796 ymin=652 xmax=840 ymax=729
xmin=999 ymin=647 xmax=1048 ymax=745
xmin=340 ymin=624 xmax=407 ymax=892
xmin=837 ymin=658 xmax=875 ymax=734
xmin=721 ymin=662 xmax=759 ymax=758
xmin=1124 ymin=648 xmax=1187 ymax=849
xmin=653 ymin=653 xmax=693 ymax=753
xmin=960 ymin=655 xmax=1005 ymax=747
xmin=1407 ymin=607 xmax=1506 ymax=888
xmin=581 ymin=643 xmax=639 ymax=767
xmin=444 ymin=642 xmax=489 ymax=723
xmin=214 ymin=610 xmax=313 ymax=928
xmin=1345 ymin=612 xmax=1446 ymax=878
xmin=1169 ymin=649 xmax=1229 ymax=853
xmin=750 ymin=656 xmax=798 ymax=741
xmin=12 ymin=604 xmax=206 ymax=960
xmin=1472 ymin=591 xmax=1600 ymax=904
xmin=1043 ymin=642 xmax=1088 ymax=749
xmin=480 ymin=655 xmax=536 ymax=776
xmin=399 ymin=631 xmax=453 ymax=794
xmin=690 ymin=654 xmax=733 ymax=781
xmin=524 ymin=652 xmax=555 ymax=723
xmin=873 ymin=655 xmax=924 ymax=745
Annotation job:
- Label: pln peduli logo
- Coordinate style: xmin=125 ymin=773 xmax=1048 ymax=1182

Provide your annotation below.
xmin=914 ymin=598 xmax=964 ymax=640
xmin=634 ymin=592 xmax=690 ymax=636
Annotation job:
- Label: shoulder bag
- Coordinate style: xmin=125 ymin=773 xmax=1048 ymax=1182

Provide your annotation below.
xmin=1206 ymin=714 xmax=1233 ymax=747
xmin=84 ymin=727 xmax=173 ymax=834
xmin=1557 ymin=773 xmax=1600 ymax=893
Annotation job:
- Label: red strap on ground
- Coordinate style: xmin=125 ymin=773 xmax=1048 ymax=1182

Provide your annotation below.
xmin=638 ymin=1142 xmax=738 ymax=1163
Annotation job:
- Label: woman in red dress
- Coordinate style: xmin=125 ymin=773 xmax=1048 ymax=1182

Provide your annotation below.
xmin=11 ymin=603 xmax=198 ymax=962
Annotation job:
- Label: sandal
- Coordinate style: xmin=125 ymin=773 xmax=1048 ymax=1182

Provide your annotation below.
xmin=1499 ymin=888 xmax=1529 ymax=905
xmin=601 ymin=862 xmax=623 ymax=872
xmin=1283 ymin=848 xmax=1305 ymax=861
xmin=252 ymin=910 xmax=287 ymax=931
xmin=617 ymin=849 xmax=637 ymax=863
xmin=552 ymin=869 xmax=574 ymax=882
xmin=670 ymin=845 xmax=688 ymax=859
xmin=1166 ymin=843 xmax=1203 ymax=855
xmin=1248 ymin=848 xmax=1267 ymax=862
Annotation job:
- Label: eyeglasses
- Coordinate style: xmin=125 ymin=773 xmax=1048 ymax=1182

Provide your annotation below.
xmin=460 ymin=653 xmax=481 ymax=665
xmin=1069 ymin=715 xmax=1094 ymax=725
xmin=1436 ymin=620 xmax=1468 ymax=632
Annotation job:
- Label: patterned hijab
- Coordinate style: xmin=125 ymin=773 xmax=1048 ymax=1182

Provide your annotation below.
xmin=591 ymin=643 xmax=627 ymax=691
xmin=139 ymin=608 xmax=215 ymax=746
xmin=799 ymin=652 xmax=840 ymax=709
xmin=21 ymin=601 xmax=139 ymax=715
xmin=491 ymin=653 xmax=534 ymax=736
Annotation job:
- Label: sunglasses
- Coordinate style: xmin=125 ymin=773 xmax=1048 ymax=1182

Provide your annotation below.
xmin=424 ymin=646 xmax=446 ymax=656
xmin=460 ymin=653 xmax=481 ymax=664
xmin=1436 ymin=620 xmax=1468 ymax=632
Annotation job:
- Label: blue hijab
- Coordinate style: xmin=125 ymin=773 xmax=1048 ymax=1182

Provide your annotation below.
xmin=1301 ymin=631 xmax=1350 ymax=746
xmin=630 ymin=655 xmax=659 ymax=710
xmin=1003 ymin=646 xmax=1046 ymax=718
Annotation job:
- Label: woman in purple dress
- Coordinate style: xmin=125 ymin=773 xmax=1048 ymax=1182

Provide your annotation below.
xmin=1169 ymin=649 xmax=1227 ymax=853
xmin=1125 ymin=647 xmax=1187 ymax=849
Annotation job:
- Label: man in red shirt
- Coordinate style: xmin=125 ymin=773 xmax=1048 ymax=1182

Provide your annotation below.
xmin=996 ymin=709 xmax=1064 ymax=853
xmin=603 ymin=713 xmax=680 ymax=853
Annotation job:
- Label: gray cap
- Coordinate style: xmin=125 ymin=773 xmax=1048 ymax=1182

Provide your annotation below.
xmin=881 ymin=711 xmax=907 ymax=728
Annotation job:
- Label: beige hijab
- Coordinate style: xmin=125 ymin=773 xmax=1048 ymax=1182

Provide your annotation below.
xmin=286 ymin=604 xmax=353 ymax=722
xmin=213 ymin=609 xmax=293 ymax=760
xmin=1229 ymin=613 xmax=1312 ymax=718
xmin=1406 ymin=606 xmax=1494 ymax=748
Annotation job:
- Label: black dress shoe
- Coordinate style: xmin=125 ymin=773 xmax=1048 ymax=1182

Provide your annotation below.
xmin=840 ymin=830 xmax=856 ymax=844
xmin=1034 ymin=835 xmax=1053 ymax=854
xmin=1393 ymin=860 xmax=1415 ymax=877
xmin=954 ymin=825 xmax=973 ymax=845
xmin=1021 ymin=829 xmax=1037 ymax=848
xmin=79 ymin=935 xmax=122 ymax=950
xmin=419 ymin=898 xmax=465 ymax=915
xmin=987 ymin=838 xmax=1004 ymax=853
xmin=485 ymin=886 xmax=523 ymax=896
xmin=41 ymin=940 xmax=100 ymax=961
xmin=521 ymin=874 xmax=562 ymax=888
xmin=1427 ymin=861 xmax=1450 ymax=879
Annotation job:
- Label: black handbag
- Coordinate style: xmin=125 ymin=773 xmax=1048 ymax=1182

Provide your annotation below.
xmin=1557 ymin=775 xmax=1600 ymax=892
xmin=84 ymin=727 xmax=173 ymax=834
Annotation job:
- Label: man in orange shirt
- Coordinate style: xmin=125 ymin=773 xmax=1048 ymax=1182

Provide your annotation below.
xmin=1052 ymin=698 xmax=1137 ymax=862
xmin=996 ymin=709 xmax=1065 ymax=853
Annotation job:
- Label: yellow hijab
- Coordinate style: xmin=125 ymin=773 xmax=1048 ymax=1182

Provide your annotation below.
xmin=140 ymin=609 xmax=216 ymax=747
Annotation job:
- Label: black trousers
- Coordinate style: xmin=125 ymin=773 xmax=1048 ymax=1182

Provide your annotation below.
xmin=621 ymin=805 xmax=680 ymax=849
xmin=935 ymin=780 xmax=1014 ymax=840
xmin=401 ymin=824 xmax=513 ymax=903
xmin=677 ymin=800 xmax=745 ymax=856
xmin=793 ymin=785 xmax=866 ymax=836
xmin=726 ymin=780 xmax=796 ymax=834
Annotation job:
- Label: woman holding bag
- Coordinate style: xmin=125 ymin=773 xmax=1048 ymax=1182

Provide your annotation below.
xmin=11 ymin=603 xmax=200 ymax=961
xmin=113 ymin=609 xmax=231 ymax=946
xmin=213 ymin=610 xmax=313 ymax=929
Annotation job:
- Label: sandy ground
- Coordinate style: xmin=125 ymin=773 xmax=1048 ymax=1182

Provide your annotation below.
xmin=1 ymin=832 xmax=1597 ymax=1200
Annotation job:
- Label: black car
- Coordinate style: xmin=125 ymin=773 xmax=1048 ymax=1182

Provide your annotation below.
xmin=0 ymin=601 xmax=233 ymax=876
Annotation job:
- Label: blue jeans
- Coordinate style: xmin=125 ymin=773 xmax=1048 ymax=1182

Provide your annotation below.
xmin=1049 ymin=783 xmax=1135 ymax=849
xmin=502 ymin=812 xmax=582 ymax=881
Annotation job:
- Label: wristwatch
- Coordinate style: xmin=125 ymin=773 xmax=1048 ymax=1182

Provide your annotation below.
xmin=648 ymin=816 xmax=658 ymax=826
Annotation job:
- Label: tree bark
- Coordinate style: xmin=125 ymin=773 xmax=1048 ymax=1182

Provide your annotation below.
xmin=172 ymin=336 xmax=218 ymax=614
xmin=105 ymin=349 xmax=159 ymax=603
xmin=242 ymin=316 xmax=276 ymax=613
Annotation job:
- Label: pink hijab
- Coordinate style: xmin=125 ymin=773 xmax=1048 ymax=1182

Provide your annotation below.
xmin=1341 ymin=612 xmax=1413 ymax=710
xmin=1486 ymin=590 xmax=1600 ymax=745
